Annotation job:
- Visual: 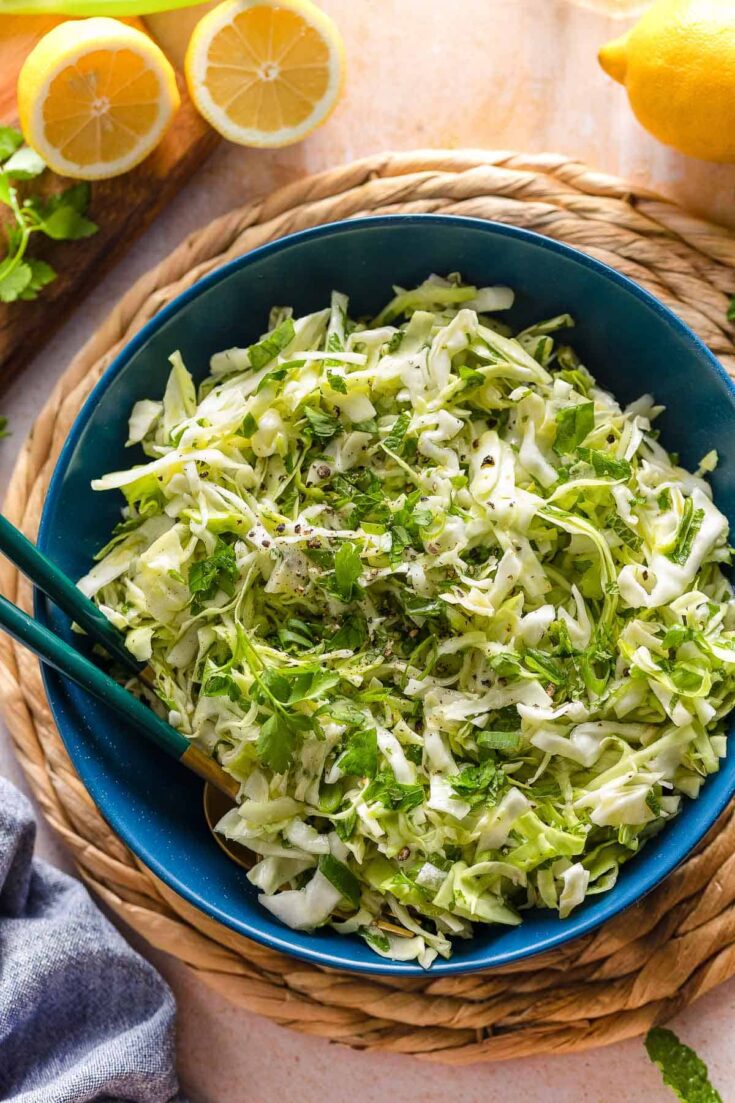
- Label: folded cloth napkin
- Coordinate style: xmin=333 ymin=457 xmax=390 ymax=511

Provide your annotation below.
xmin=0 ymin=777 xmax=186 ymax=1103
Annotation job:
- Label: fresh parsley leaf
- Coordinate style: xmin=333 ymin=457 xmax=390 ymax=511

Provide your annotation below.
xmin=256 ymin=667 xmax=292 ymax=704
xmin=449 ymin=759 xmax=507 ymax=804
xmin=0 ymin=126 xmax=23 ymax=162
xmin=333 ymin=541 xmax=363 ymax=601
xmin=645 ymin=788 xmax=661 ymax=816
xmin=337 ymin=727 xmax=378 ymax=778
xmin=285 ymin=667 xmax=340 ymax=703
xmin=304 ymin=405 xmax=341 ymax=439
xmin=553 ymin=401 xmax=594 ymax=455
xmin=0 ymin=167 xmax=97 ymax=305
xmin=255 ymin=359 xmax=304 ymax=394
xmin=386 ymin=331 xmax=403 ymax=354
xmin=658 ymin=487 xmax=672 ymax=510
xmin=458 ymin=364 xmax=485 ymax=386
xmin=335 ymin=808 xmax=357 ymax=841
xmin=256 ymin=713 xmax=299 ymax=774
xmin=277 ymin=617 xmax=316 ymax=652
xmin=362 ymin=926 xmax=390 ymax=952
xmin=247 ymin=317 xmax=295 ymax=371
xmin=32 ymin=185 xmax=97 ymax=240
xmin=662 ymin=625 xmax=694 ymax=651
xmin=401 ymin=592 xmax=445 ymax=621
xmin=241 ymin=412 xmax=258 ymax=436
xmin=667 ymin=496 xmax=705 ymax=566
xmin=383 ymin=411 xmax=410 ymax=452
xmin=188 ymin=540 xmax=238 ymax=604
xmin=0 ymin=262 xmax=32 ymax=303
xmin=20 ymin=259 xmax=56 ymax=300
xmin=609 ymin=511 xmax=643 ymax=552
xmin=318 ymin=854 xmax=362 ymax=909
xmin=577 ymin=447 xmax=631 ymax=481
xmin=327 ymin=371 xmax=348 ymax=393
xmin=202 ymin=672 xmax=242 ymax=702
xmin=644 ymin=1028 xmax=722 ymax=1103
xmin=330 ymin=617 xmax=368 ymax=650
xmin=363 ymin=770 xmax=424 ymax=812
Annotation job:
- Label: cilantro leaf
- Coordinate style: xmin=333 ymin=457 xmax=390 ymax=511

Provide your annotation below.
xmin=188 ymin=540 xmax=239 ymax=604
xmin=318 ymin=854 xmax=361 ymax=909
xmin=645 ymin=1028 xmax=722 ymax=1103
xmin=553 ymin=401 xmax=594 ymax=455
xmin=248 ymin=317 xmax=295 ymax=371
xmin=337 ymin=727 xmax=378 ymax=778
xmin=333 ymin=541 xmax=363 ymax=601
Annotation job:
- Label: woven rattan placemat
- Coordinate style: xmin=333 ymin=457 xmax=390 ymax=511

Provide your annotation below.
xmin=2 ymin=150 xmax=735 ymax=1063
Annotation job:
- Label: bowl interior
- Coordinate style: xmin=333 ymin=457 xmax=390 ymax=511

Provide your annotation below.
xmin=38 ymin=215 xmax=735 ymax=974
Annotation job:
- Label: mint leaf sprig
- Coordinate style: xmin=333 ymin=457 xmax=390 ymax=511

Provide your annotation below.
xmin=645 ymin=1027 xmax=723 ymax=1103
xmin=0 ymin=125 xmax=98 ymax=304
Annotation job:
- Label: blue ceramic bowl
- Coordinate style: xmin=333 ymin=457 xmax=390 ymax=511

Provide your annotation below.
xmin=38 ymin=215 xmax=735 ymax=975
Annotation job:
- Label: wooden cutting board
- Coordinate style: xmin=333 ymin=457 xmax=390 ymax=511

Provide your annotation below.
xmin=0 ymin=13 xmax=219 ymax=386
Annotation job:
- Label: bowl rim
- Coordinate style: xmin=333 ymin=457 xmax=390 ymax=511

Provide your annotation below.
xmin=37 ymin=212 xmax=735 ymax=976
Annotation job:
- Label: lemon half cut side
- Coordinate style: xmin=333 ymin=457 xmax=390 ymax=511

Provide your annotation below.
xmin=18 ymin=18 xmax=181 ymax=181
xmin=185 ymin=0 xmax=345 ymax=148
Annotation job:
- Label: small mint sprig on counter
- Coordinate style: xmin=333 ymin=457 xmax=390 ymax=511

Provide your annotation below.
xmin=0 ymin=125 xmax=98 ymax=304
xmin=645 ymin=1027 xmax=723 ymax=1103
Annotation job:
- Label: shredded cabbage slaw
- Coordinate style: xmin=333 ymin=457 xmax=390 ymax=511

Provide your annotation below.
xmin=81 ymin=275 xmax=735 ymax=968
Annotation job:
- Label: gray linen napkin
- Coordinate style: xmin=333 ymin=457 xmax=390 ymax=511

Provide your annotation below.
xmin=0 ymin=777 xmax=186 ymax=1103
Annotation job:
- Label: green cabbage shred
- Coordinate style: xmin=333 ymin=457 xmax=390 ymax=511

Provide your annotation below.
xmin=82 ymin=274 xmax=735 ymax=968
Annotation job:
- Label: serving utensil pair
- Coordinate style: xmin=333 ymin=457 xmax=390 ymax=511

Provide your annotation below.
xmin=0 ymin=513 xmax=251 ymax=869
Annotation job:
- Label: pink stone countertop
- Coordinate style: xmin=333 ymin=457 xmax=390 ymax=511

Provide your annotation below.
xmin=2 ymin=2 xmax=735 ymax=1100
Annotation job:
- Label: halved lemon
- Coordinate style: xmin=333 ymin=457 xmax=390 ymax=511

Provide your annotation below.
xmin=18 ymin=18 xmax=180 ymax=181
xmin=185 ymin=0 xmax=345 ymax=147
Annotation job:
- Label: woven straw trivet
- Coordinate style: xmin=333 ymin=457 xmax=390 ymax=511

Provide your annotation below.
xmin=3 ymin=150 xmax=735 ymax=1063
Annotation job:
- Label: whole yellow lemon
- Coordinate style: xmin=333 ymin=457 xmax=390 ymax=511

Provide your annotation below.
xmin=599 ymin=0 xmax=735 ymax=163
